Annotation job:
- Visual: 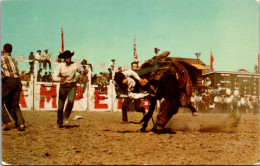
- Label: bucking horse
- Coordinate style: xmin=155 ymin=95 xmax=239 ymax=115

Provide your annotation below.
xmin=135 ymin=51 xmax=200 ymax=133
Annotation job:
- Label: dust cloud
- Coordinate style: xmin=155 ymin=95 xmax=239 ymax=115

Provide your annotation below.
xmin=166 ymin=113 xmax=241 ymax=132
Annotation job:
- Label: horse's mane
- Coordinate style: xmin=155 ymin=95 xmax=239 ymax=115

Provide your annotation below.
xmin=175 ymin=60 xmax=199 ymax=87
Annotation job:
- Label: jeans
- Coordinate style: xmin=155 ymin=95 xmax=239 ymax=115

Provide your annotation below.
xmin=57 ymin=83 xmax=77 ymax=125
xmin=43 ymin=60 xmax=52 ymax=70
xmin=2 ymin=77 xmax=25 ymax=126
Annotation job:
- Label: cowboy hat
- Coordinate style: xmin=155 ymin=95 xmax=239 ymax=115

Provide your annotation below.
xmin=58 ymin=50 xmax=74 ymax=59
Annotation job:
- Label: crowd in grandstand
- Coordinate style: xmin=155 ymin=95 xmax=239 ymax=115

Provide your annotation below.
xmin=191 ymin=78 xmax=259 ymax=114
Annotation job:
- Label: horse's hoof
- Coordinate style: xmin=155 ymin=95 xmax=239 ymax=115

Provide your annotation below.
xmin=140 ymin=128 xmax=146 ymax=132
xmin=192 ymin=112 xmax=198 ymax=116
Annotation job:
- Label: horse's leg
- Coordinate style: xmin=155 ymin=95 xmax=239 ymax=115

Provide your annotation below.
xmin=185 ymin=80 xmax=198 ymax=116
xmin=153 ymin=99 xmax=180 ymax=131
xmin=140 ymin=98 xmax=157 ymax=132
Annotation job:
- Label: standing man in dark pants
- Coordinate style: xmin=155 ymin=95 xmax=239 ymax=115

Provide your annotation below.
xmin=1 ymin=43 xmax=25 ymax=131
xmin=52 ymin=50 xmax=88 ymax=128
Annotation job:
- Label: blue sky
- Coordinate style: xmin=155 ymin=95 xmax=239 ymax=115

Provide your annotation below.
xmin=1 ymin=0 xmax=259 ymax=73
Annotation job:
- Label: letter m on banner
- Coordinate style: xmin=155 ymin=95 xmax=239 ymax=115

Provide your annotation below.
xmin=40 ymin=84 xmax=57 ymax=108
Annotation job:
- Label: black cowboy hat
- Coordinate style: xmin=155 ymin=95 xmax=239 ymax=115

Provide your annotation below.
xmin=58 ymin=50 xmax=74 ymax=59
xmin=111 ymin=59 xmax=115 ymax=61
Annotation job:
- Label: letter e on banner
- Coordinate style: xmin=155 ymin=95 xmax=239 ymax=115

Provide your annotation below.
xmin=94 ymin=88 xmax=108 ymax=109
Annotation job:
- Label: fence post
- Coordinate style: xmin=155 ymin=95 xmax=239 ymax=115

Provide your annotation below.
xmin=87 ymin=66 xmax=92 ymax=111
xmin=33 ymin=61 xmax=38 ymax=110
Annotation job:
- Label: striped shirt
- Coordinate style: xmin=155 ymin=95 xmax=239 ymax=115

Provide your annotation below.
xmin=1 ymin=53 xmax=20 ymax=78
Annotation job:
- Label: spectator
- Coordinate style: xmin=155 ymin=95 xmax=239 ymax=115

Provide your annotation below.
xmin=217 ymin=83 xmax=225 ymax=95
xmin=225 ymin=95 xmax=233 ymax=113
xmin=19 ymin=70 xmax=25 ymax=81
xmin=223 ymin=95 xmax=228 ymax=113
xmin=195 ymin=93 xmax=205 ymax=112
xmin=212 ymin=85 xmax=219 ymax=96
xmin=35 ymin=50 xmax=42 ymax=68
xmin=253 ymin=96 xmax=259 ymax=114
xmin=48 ymin=71 xmax=53 ymax=82
xmin=240 ymin=95 xmax=247 ymax=114
xmin=28 ymin=52 xmax=35 ymax=73
xmin=108 ymin=59 xmax=115 ymax=79
xmin=92 ymin=74 xmax=98 ymax=85
xmin=202 ymin=93 xmax=211 ymax=112
xmin=232 ymin=95 xmax=239 ymax=113
xmin=202 ymin=77 xmax=211 ymax=87
xmin=37 ymin=68 xmax=42 ymax=82
xmin=234 ymin=87 xmax=240 ymax=97
xmin=117 ymin=66 xmax=122 ymax=72
xmin=96 ymin=74 xmax=103 ymax=93
xmin=214 ymin=95 xmax=220 ymax=113
xmin=79 ymin=68 xmax=89 ymax=94
xmin=42 ymin=72 xmax=48 ymax=82
xmin=219 ymin=95 xmax=225 ymax=113
xmin=42 ymin=49 xmax=52 ymax=70
xmin=248 ymin=97 xmax=254 ymax=114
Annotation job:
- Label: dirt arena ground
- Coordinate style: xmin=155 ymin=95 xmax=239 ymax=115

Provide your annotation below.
xmin=2 ymin=110 xmax=260 ymax=165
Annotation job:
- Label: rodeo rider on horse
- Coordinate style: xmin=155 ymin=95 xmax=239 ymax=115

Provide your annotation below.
xmin=114 ymin=51 xmax=171 ymax=123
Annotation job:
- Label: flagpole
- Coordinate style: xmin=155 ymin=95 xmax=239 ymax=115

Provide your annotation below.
xmin=133 ymin=35 xmax=139 ymax=62
xmin=61 ymin=25 xmax=64 ymax=53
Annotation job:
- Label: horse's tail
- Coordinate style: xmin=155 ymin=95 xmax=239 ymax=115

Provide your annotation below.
xmin=176 ymin=60 xmax=199 ymax=87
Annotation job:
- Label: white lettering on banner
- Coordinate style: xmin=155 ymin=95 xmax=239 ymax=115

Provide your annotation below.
xmin=220 ymin=80 xmax=231 ymax=83
xmin=237 ymin=75 xmax=252 ymax=78
xmin=221 ymin=74 xmax=230 ymax=76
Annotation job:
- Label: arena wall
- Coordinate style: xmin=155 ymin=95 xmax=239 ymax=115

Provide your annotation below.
xmin=19 ymin=80 xmax=150 ymax=112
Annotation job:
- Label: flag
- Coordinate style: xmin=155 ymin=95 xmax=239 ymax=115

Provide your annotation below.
xmin=210 ymin=48 xmax=214 ymax=70
xmin=61 ymin=26 xmax=64 ymax=53
xmin=133 ymin=36 xmax=138 ymax=61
